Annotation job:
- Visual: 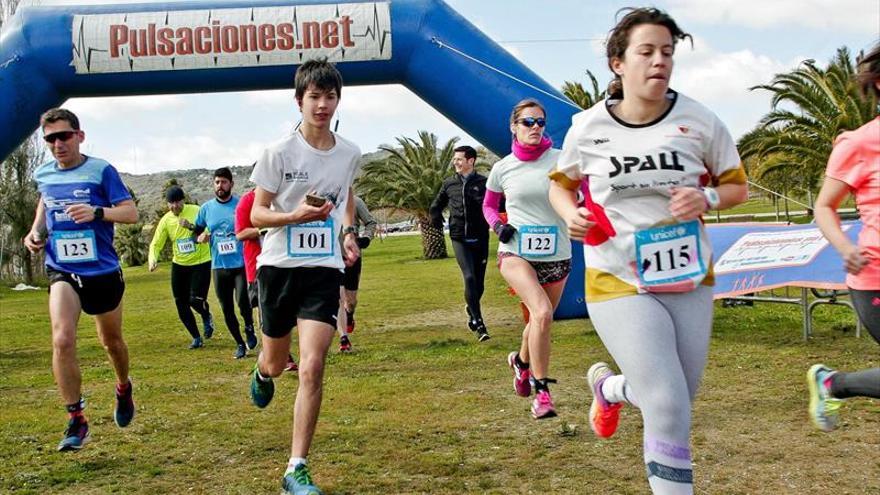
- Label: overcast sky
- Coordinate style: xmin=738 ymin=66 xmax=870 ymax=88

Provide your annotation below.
xmin=15 ymin=0 xmax=879 ymax=173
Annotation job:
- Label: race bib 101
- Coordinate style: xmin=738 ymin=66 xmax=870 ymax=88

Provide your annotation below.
xmin=287 ymin=220 xmax=335 ymax=258
xmin=518 ymin=225 xmax=558 ymax=258
xmin=634 ymin=220 xmax=705 ymax=287
xmin=53 ymin=230 xmax=98 ymax=263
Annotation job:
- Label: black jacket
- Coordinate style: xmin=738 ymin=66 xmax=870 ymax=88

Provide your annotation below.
xmin=429 ymin=173 xmax=490 ymax=241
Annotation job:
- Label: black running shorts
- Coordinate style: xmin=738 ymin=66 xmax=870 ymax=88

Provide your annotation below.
xmin=247 ymin=280 xmax=259 ymax=309
xmin=47 ymin=268 xmax=125 ymax=315
xmin=257 ymin=265 xmax=343 ymax=337
xmin=342 ymin=256 xmax=362 ymax=291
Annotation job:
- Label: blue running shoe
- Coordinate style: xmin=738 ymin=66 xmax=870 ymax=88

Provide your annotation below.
xmin=58 ymin=417 xmax=90 ymax=452
xmin=203 ymin=313 xmax=215 ymax=339
xmin=245 ymin=325 xmax=258 ymax=350
xmin=282 ymin=464 xmax=323 ymax=495
xmin=114 ymin=380 xmax=135 ymax=428
xmin=189 ymin=336 xmax=203 ymax=349
xmin=234 ymin=344 xmax=247 ymax=360
xmin=807 ymin=364 xmax=842 ymax=432
xmin=250 ymin=364 xmax=274 ymax=408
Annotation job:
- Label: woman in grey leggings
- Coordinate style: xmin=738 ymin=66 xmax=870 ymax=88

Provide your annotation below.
xmin=549 ymin=8 xmax=748 ymax=494
xmin=808 ymin=43 xmax=880 ymax=432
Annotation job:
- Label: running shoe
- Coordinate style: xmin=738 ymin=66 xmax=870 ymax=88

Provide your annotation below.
xmin=58 ymin=416 xmax=90 ymax=451
xmin=250 ymin=363 xmax=274 ymax=408
xmin=203 ymin=313 xmax=215 ymax=339
xmin=189 ymin=336 xmax=203 ymax=349
xmin=475 ymin=321 xmax=490 ymax=342
xmin=234 ymin=344 xmax=247 ymax=360
xmin=245 ymin=325 xmax=258 ymax=350
xmin=807 ymin=364 xmax=842 ymax=432
xmin=284 ymin=355 xmax=299 ymax=373
xmin=587 ymin=362 xmax=623 ymax=438
xmin=281 ymin=464 xmax=323 ymax=495
xmin=114 ymin=380 xmax=135 ymax=428
xmin=507 ymin=352 xmax=531 ymax=397
xmin=339 ymin=336 xmax=352 ymax=353
xmin=531 ymin=389 xmax=557 ymax=419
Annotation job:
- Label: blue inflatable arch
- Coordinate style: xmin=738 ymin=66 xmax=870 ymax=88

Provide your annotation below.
xmin=0 ymin=0 xmax=587 ymax=318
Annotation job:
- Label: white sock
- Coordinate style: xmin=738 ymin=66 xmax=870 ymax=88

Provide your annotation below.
xmin=601 ymin=374 xmax=639 ymax=407
xmin=285 ymin=457 xmax=307 ymax=475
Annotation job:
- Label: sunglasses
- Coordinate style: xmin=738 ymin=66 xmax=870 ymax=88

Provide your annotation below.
xmin=43 ymin=130 xmax=78 ymax=144
xmin=516 ymin=117 xmax=546 ymax=128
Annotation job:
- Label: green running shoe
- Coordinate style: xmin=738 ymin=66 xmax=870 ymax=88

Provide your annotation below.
xmin=282 ymin=464 xmax=323 ymax=495
xmin=250 ymin=363 xmax=274 ymax=408
xmin=807 ymin=364 xmax=842 ymax=432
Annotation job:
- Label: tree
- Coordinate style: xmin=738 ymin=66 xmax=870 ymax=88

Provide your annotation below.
xmin=357 ymin=131 xmax=478 ymax=259
xmin=562 ymin=69 xmax=607 ymax=110
xmin=0 ymin=134 xmax=45 ymax=283
xmin=115 ymin=187 xmax=148 ymax=267
xmin=738 ymin=47 xmax=875 ymax=194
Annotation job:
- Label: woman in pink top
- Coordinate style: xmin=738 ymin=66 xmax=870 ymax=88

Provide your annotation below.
xmin=807 ymin=43 xmax=880 ymax=432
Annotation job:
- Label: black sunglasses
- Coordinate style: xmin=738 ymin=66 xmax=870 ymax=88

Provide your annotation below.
xmin=43 ymin=130 xmax=78 ymax=144
xmin=516 ymin=117 xmax=546 ymax=128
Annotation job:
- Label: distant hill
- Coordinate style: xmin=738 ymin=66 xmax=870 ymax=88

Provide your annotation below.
xmin=123 ymin=149 xmax=392 ymax=222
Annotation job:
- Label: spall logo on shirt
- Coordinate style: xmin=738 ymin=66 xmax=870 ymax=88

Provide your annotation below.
xmin=608 ymin=151 xmax=684 ymax=178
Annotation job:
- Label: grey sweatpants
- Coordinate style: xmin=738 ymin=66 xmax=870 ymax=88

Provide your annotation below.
xmin=588 ymin=286 xmax=714 ymax=495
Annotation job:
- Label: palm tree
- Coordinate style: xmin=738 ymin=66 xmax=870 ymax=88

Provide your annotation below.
xmin=738 ymin=47 xmax=876 ymax=194
xmin=356 ymin=131 xmax=460 ymax=259
xmin=115 ymin=187 xmax=148 ymax=267
xmin=562 ymin=70 xmax=607 ymax=110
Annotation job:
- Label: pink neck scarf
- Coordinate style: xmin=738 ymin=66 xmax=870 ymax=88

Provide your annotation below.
xmin=512 ymin=135 xmax=552 ymax=161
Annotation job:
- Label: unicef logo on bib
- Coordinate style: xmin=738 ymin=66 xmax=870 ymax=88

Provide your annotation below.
xmin=634 ymin=220 xmax=705 ymax=287
xmin=518 ymin=225 xmax=558 ymax=258
xmin=287 ymin=219 xmax=335 ymax=258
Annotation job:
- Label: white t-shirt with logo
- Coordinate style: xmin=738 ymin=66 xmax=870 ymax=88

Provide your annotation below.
xmin=487 ymin=149 xmax=571 ymax=262
xmin=554 ymin=91 xmax=745 ymax=302
xmin=251 ymin=131 xmax=361 ymax=271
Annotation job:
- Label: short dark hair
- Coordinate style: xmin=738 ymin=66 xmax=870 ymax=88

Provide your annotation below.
xmin=294 ymin=58 xmax=343 ymax=101
xmin=214 ymin=167 xmax=233 ymax=182
xmin=605 ymin=8 xmax=692 ymax=98
xmin=454 ymin=145 xmax=477 ymax=161
xmin=40 ymin=108 xmax=81 ymax=130
xmin=857 ymin=43 xmax=880 ymax=99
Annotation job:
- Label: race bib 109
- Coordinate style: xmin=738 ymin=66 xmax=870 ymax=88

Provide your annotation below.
xmin=518 ymin=225 xmax=558 ymax=258
xmin=53 ymin=230 xmax=98 ymax=263
xmin=287 ymin=220 xmax=335 ymax=258
xmin=634 ymin=220 xmax=705 ymax=286
xmin=176 ymin=238 xmax=196 ymax=254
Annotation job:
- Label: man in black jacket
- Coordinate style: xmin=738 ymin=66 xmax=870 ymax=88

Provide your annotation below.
xmin=429 ymin=145 xmax=491 ymax=341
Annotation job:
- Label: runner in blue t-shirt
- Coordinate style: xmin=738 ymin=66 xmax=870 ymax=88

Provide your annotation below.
xmin=192 ymin=167 xmax=255 ymax=358
xmin=24 ymin=108 xmax=139 ymax=452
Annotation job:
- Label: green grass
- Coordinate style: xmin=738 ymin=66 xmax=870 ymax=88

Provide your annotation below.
xmin=1 ymin=235 xmax=878 ymax=494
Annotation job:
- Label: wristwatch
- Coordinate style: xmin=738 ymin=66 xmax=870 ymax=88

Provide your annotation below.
xmin=343 ymin=225 xmax=358 ymax=236
xmin=701 ymin=187 xmax=720 ymax=210
xmin=93 ymin=206 xmax=105 ymax=220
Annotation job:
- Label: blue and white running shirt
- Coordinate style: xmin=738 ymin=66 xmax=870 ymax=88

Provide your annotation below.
xmin=196 ymin=196 xmax=245 ymax=269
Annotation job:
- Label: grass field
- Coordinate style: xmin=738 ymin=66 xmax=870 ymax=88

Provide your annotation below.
xmin=1 ymin=235 xmax=878 ymax=494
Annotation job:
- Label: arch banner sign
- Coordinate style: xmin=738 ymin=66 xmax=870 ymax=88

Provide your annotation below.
xmin=71 ymin=2 xmax=392 ymax=74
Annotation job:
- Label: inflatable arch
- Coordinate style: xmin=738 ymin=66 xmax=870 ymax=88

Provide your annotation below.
xmin=0 ymin=0 xmax=588 ymax=318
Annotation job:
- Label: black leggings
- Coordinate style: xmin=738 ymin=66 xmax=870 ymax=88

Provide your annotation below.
xmin=171 ymin=262 xmax=212 ymax=339
xmin=451 ymin=238 xmax=489 ymax=321
xmin=213 ymin=267 xmax=253 ymax=346
xmin=830 ymin=288 xmax=880 ymax=399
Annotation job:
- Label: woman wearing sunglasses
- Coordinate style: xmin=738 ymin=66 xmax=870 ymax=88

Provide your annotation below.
xmin=483 ymin=99 xmax=571 ymax=419
xmin=549 ymin=8 xmax=747 ymax=493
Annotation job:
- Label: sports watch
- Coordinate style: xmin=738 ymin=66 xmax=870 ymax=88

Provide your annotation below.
xmin=93 ymin=206 xmax=105 ymax=220
xmin=343 ymin=225 xmax=358 ymax=236
xmin=701 ymin=187 xmax=720 ymax=210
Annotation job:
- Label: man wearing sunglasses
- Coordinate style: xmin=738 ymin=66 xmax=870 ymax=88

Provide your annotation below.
xmin=429 ymin=145 xmax=491 ymax=342
xmin=24 ymin=108 xmax=139 ymax=451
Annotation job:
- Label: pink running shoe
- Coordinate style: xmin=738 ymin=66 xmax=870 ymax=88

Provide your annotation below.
xmin=587 ymin=362 xmax=623 ymax=438
xmin=531 ymin=390 xmax=557 ymax=419
xmin=507 ymin=352 xmax=531 ymax=397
